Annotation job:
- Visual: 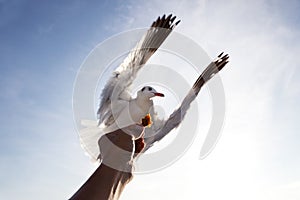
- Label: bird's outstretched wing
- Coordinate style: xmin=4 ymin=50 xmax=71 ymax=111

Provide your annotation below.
xmin=143 ymin=53 xmax=229 ymax=151
xmin=97 ymin=14 xmax=180 ymax=127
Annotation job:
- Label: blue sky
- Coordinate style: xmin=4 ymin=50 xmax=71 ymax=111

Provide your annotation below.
xmin=0 ymin=0 xmax=300 ymax=199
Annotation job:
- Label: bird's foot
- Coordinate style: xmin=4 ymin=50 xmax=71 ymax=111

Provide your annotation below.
xmin=141 ymin=114 xmax=152 ymax=127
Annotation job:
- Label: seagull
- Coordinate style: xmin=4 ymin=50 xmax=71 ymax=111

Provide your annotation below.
xmin=80 ymin=14 xmax=229 ymax=160
xmin=97 ymin=14 xmax=181 ymax=135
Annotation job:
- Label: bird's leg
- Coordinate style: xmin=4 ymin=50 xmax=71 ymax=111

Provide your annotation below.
xmin=141 ymin=113 xmax=152 ymax=127
xmin=134 ymin=114 xmax=151 ymax=157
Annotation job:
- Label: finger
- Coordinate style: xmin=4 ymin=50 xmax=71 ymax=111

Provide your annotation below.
xmin=121 ymin=124 xmax=145 ymax=139
xmin=134 ymin=138 xmax=145 ymax=154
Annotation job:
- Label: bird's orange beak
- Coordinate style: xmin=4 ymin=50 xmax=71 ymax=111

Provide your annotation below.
xmin=154 ymin=92 xmax=164 ymax=97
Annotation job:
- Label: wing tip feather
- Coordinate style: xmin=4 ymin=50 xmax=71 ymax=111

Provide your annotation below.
xmin=151 ymin=14 xmax=180 ymax=29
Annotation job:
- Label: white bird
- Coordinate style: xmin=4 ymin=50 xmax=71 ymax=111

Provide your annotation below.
xmin=80 ymin=14 xmax=229 ymax=161
xmin=97 ymin=14 xmax=180 ymax=135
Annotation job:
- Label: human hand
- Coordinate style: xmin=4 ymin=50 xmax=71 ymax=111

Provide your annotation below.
xmin=98 ymin=124 xmax=145 ymax=172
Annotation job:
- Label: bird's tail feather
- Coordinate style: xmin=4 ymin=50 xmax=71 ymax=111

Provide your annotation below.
xmin=79 ymin=120 xmax=103 ymax=162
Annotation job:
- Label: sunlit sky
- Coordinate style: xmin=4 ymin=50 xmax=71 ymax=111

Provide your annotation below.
xmin=1 ymin=0 xmax=300 ymax=199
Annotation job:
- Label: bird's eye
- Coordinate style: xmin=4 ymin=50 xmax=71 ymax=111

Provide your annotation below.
xmin=148 ymin=87 xmax=152 ymax=91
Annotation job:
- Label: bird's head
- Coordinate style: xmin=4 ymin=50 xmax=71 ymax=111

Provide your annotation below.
xmin=137 ymin=86 xmax=164 ymax=99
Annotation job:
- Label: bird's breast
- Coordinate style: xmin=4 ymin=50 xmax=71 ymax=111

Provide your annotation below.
xmin=129 ymin=100 xmax=151 ymax=122
xmin=111 ymin=100 xmax=151 ymax=129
